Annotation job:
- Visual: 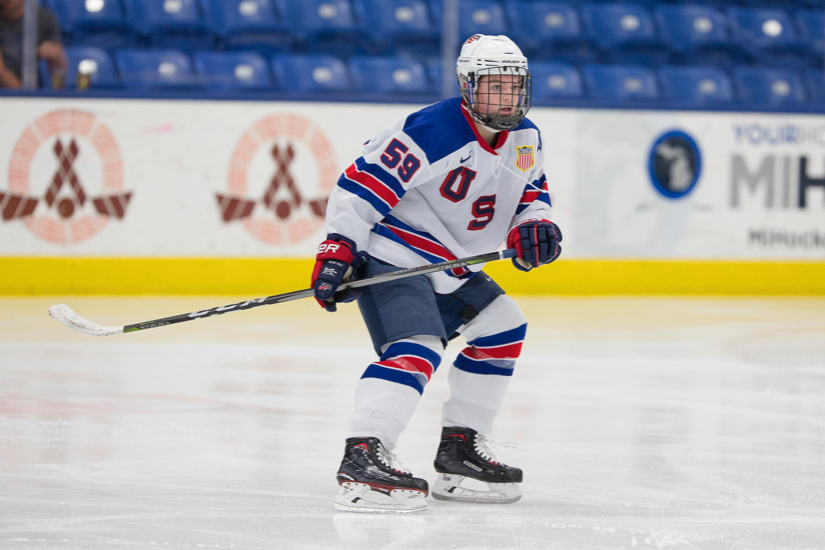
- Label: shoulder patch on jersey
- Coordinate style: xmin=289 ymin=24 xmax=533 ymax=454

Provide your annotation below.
xmin=402 ymin=97 xmax=475 ymax=164
xmin=515 ymin=145 xmax=535 ymax=172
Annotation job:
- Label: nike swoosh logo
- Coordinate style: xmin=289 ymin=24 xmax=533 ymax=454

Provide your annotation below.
xmin=460 ymin=153 xmax=471 ymax=163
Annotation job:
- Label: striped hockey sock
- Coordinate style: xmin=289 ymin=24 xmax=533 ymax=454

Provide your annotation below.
xmin=443 ymin=296 xmax=528 ymax=434
xmin=346 ymin=336 xmax=443 ymax=450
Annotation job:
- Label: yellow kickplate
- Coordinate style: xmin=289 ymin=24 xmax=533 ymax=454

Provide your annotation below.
xmin=1 ymin=257 xmax=824 ymax=295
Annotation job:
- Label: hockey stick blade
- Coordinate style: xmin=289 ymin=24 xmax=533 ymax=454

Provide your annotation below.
xmin=48 ymin=304 xmax=125 ymax=337
xmin=48 ymin=249 xmax=517 ymax=337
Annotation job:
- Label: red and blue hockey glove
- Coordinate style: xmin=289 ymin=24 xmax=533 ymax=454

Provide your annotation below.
xmin=311 ymin=234 xmax=366 ymax=313
xmin=506 ymin=220 xmax=562 ymax=272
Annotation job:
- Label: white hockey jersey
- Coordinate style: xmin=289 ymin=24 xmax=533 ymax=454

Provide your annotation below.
xmin=326 ymin=97 xmax=553 ymax=294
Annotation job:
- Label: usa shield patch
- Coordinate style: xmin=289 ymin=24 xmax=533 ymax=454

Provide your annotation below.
xmin=516 ymin=146 xmax=534 ymax=172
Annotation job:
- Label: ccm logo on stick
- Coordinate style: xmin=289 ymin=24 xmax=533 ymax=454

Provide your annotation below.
xmin=318 ymin=243 xmax=340 ymax=254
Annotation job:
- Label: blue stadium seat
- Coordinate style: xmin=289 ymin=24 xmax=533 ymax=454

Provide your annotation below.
xmin=658 ymin=66 xmax=733 ymax=104
xmin=194 ymin=51 xmax=272 ymax=91
xmin=604 ymin=0 xmax=661 ymax=6
xmin=45 ymin=0 xmax=134 ymax=50
xmin=727 ymin=7 xmax=809 ymax=68
xmin=804 ymin=69 xmax=825 ymax=103
xmin=426 ymin=0 xmax=442 ymax=24
xmin=271 ymin=54 xmax=351 ymax=92
xmin=529 ymin=62 xmax=583 ymax=98
xmin=426 ymin=59 xmax=466 ymax=97
xmin=116 ymin=48 xmax=201 ymax=89
xmin=203 ymin=0 xmax=291 ymax=53
xmin=38 ymin=46 xmax=120 ymax=88
xmin=459 ymin=0 xmax=508 ymax=44
xmin=125 ymin=0 xmax=214 ymax=51
xmin=738 ymin=0 xmax=810 ymax=7
xmin=65 ymin=46 xmax=120 ymax=87
xmin=349 ymin=56 xmax=431 ymax=94
xmin=285 ymin=0 xmax=370 ymax=56
xmin=733 ymin=67 xmax=806 ymax=104
xmin=655 ymin=5 xmax=750 ymax=70
xmin=580 ymin=3 xmax=671 ymax=66
xmin=358 ymin=0 xmax=438 ymax=56
xmin=582 ymin=64 xmax=658 ymax=100
xmin=795 ymin=10 xmax=824 ymax=60
xmin=427 ymin=58 xmax=443 ymax=93
xmin=506 ymin=2 xmax=596 ymax=64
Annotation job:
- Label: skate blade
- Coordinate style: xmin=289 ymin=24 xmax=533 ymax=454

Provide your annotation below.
xmin=432 ymin=474 xmax=521 ymax=504
xmin=334 ymin=482 xmax=427 ymax=514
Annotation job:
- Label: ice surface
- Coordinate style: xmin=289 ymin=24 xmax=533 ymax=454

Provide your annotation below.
xmin=1 ymin=296 xmax=824 ymax=549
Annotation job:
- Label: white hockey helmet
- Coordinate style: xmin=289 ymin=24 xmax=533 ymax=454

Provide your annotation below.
xmin=456 ymin=34 xmax=532 ymax=131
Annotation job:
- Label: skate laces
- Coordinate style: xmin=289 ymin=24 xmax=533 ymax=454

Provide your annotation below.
xmin=474 ymin=434 xmax=517 ymax=466
xmin=375 ymin=442 xmax=411 ymax=475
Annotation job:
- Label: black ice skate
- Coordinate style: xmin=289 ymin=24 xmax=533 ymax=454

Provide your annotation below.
xmin=432 ymin=426 xmax=522 ymax=504
xmin=334 ymin=437 xmax=429 ymax=513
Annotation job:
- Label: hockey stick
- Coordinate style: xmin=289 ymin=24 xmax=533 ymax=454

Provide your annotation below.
xmin=48 ymin=249 xmax=517 ymax=337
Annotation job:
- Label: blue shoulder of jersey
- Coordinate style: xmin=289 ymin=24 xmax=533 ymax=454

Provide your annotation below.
xmin=512 ymin=116 xmax=539 ymax=133
xmin=512 ymin=116 xmax=542 ymax=151
xmin=402 ymin=97 xmax=474 ymax=165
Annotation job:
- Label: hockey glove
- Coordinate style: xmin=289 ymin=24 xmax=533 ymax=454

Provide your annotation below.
xmin=311 ymin=234 xmax=366 ymax=313
xmin=506 ymin=220 xmax=562 ymax=272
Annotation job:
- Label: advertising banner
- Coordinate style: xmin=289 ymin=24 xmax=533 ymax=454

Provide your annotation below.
xmin=1 ymin=98 xmax=823 ymax=262
xmin=0 ymin=100 xmax=415 ymax=257
xmin=561 ymin=110 xmax=825 ymax=259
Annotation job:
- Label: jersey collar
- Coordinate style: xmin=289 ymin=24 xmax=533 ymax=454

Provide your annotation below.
xmin=460 ymin=102 xmax=509 ymax=156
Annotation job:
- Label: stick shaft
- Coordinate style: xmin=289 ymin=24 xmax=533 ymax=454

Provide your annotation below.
xmin=122 ymin=249 xmax=515 ymax=333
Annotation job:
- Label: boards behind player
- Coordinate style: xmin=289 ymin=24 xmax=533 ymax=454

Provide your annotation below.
xmin=311 ymin=34 xmax=562 ymax=513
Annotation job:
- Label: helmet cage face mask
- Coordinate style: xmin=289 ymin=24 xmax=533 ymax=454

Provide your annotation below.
xmin=459 ymin=66 xmax=532 ymax=132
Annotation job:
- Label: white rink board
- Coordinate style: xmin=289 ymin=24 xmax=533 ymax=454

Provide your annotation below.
xmin=0 ymin=98 xmax=823 ymax=259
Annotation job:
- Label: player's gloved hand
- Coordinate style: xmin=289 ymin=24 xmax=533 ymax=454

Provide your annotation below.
xmin=506 ymin=220 xmax=562 ymax=272
xmin=311 ymin=234 xmax=366 ymax=313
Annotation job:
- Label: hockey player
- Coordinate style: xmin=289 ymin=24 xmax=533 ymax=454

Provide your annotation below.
xmin=310 ymin=34 xmax=562 ymax=513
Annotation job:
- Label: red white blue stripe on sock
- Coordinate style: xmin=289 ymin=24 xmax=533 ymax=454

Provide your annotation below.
xmin=454 ymin=323 xmax=527 ymax=376
xmin=361 ymin=341 xmax=443 ymax=394
xmin=372 ymin=215 xmax=471 ymax=278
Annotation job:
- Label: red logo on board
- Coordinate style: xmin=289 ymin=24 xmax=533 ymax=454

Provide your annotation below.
xmin=3 ymin=109 xmax=131 ymax=244
xmin=217 ymin=113 xmax=337 ymax=246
